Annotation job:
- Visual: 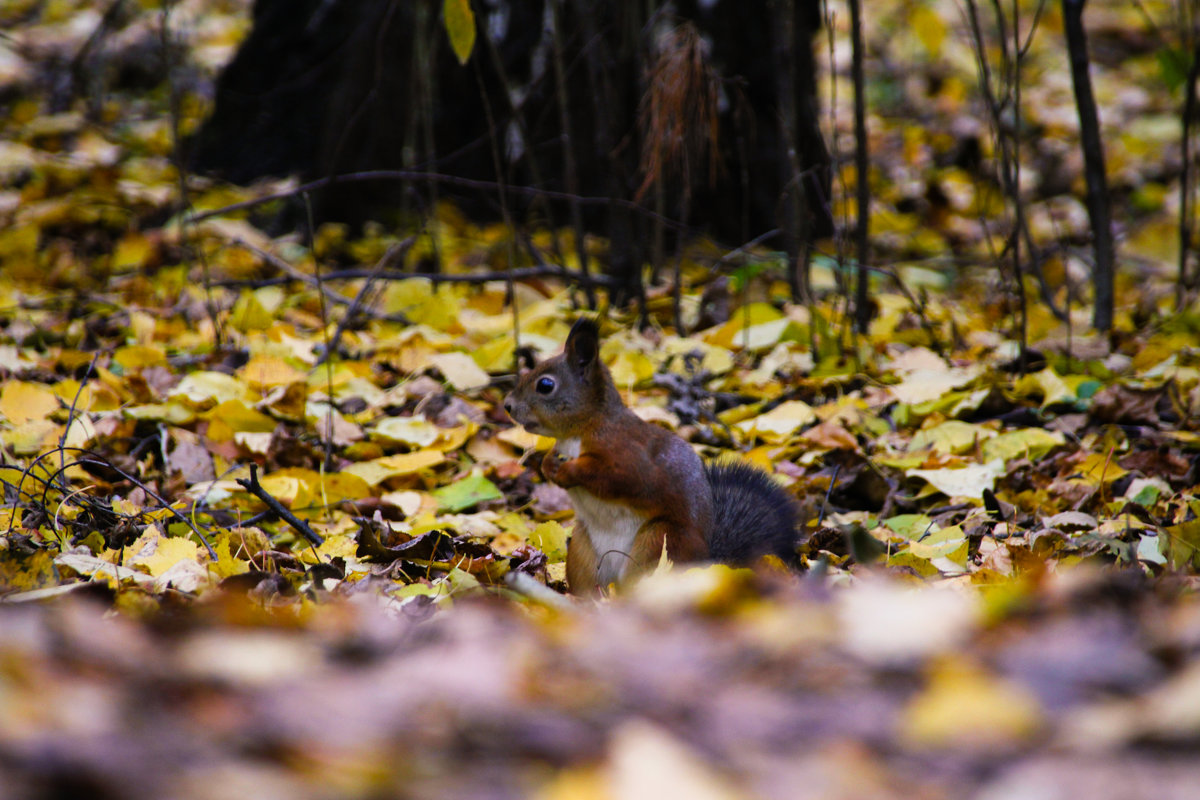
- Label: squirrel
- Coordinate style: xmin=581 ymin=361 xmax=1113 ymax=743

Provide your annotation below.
xmin=504 ymin=318 xmax=799 ymax=595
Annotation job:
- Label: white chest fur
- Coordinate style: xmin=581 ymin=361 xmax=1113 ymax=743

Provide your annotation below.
xmin=556 ymin=437 xmax=646 ymax=584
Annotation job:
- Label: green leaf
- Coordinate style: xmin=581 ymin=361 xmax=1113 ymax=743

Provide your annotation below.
xmin=1157 ymin=46 xmax=1191 ymax=94
xmin=883 ymin=514 xmax=935 ymax=540
xmin=1163 ymin=520 xmax=1200 ymax=570
xmin=432 ymin=471 xmax=502 ymax=512
xmin=444 ymin=0 xmax=476 ymax=65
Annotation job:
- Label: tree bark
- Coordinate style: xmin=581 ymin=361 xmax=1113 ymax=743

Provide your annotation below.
xmin=191 ymin=0 xmax=832 ymax=290
xmin=1063 ymin=0 xmax=1115 ymax=332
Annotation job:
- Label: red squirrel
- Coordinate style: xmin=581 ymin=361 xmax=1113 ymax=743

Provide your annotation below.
xmin=504 ymin=318 xmax=799 ymax=594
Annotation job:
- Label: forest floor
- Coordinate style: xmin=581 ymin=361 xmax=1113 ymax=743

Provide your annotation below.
xmin=1 ymin=1 xmax=1199 ymax=798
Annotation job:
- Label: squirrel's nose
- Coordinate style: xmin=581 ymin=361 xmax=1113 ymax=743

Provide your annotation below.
xmin=503 ymin=398 xmax=514 ymax=415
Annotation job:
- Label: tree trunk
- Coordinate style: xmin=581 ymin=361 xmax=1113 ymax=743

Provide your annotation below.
xmin=1062 ymin=0 xmax=1115 ymax=332
xmin=191 ymin=0 xmax=831 ymax=289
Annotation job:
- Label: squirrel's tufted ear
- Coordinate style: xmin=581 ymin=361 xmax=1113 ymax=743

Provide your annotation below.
xmin=565 ymin=317 xmax=600 ymax=371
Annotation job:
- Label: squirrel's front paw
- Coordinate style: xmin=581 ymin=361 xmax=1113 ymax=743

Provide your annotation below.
xmin=541 ymin=451 xmax=569 ymax=485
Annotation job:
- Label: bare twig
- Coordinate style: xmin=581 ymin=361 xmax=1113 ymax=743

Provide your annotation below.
xmin=215 ymin=263 xmax=617 ymax=291
xmin=228 ymin=237 xmax=399 ymax=320
xmin=315 ymin=237 xmax=415 ymax=367
xmin=869 ymin=264 xmax=950 ymax=363
xmin=188 ymin=169 xmax=691 ymax=233
xmin=236 ymin=464 xmax=325 ymax=548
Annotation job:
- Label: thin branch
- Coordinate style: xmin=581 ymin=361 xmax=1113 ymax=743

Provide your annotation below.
xmin=188 ymin=169 xmax=692 ymax=233
xmin=215 ymin=263 xmax=618 ymax=291
xmin=228 ymin=240 xmax=349 ymax=302
xmin=314 ymin=237 xmax=415 ymax=367
xmin=236 ymin=464 xmax=325 ymax=548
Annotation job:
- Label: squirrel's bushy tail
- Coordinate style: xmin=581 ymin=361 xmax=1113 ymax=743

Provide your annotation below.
xmin=705 ymin=461 xmax=799 ymax=564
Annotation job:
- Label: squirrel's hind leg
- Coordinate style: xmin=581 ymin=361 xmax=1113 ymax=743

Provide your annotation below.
xmin=566 ymin=522 xmax=601 ymax=595
xmin=628 ymin=520 xmax=709 ymax=577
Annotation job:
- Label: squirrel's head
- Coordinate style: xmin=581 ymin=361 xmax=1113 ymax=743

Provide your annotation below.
xmin=503 ymin=318 xmax=610 ymax=438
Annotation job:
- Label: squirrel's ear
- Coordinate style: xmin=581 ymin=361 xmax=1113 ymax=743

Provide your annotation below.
xmin=565 ymin=318 xmax=600 ymax=371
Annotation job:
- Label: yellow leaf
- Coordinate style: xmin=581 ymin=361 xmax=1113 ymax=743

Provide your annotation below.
xmin=0 ymin=381 xmax=58 ymax=424
xmin=432 ymin=422 xmax=474 ymax=452
xmin=343 ymin=449 xmax=445 ymax=486
xmin=902 ymin=658 xmax=1042 ymax=747
xmin=110 ymin=232 xmax=156 ymax=270
xmin=383 ymin=279 xmax=460 ymax=331
xmin=0 ymin=507 xmax=21 ymax=529
xmin=171 ymin=371 xmax=252 ymax=407
xmin=429 ymin=351 xmax=490 ymax=391
xmin=908 ymin=420 xmax=995 ymax=455
xmin=980 ymin=428 xmax=1065 ymax=464
xmin=210 ymin=534 xmax=250 ymax=579
xmin=1076 ymin=452 xmax=1128 ymax=484
xmin=886 ymin=550 xmax=939 ymax=577
xmin=1 ymin=419 xmax=59 ymax=454
xmin=911 ymin=3 xmax=946 ymax=59
xmin=1014 ymin=367 xmax=1075 ymax=408
xmin=56 ymin=550 xmax=155 ymax=588
xmin=471 ymin=335 xmax=516 ymax=372
xmin=734 ymin=400 xmax=816 ymax=443
xmin=273 ymin=467 xmax=370 ymax=505
xmin=129 ymin=533 xmax=202 ymax=578
xmin=0 ymin=225 xmax=39 ymax=280
xmin=233 ymin=431 xmax=273 ymax=455
xmin=205 ymin=399 xmax=276 ymax=435
xmin=229 ymin=290 xmax=274 ymax=332
xmin=62 ymin=415 xmax=97 ymax=449
xmin=662 ymin=337 xmax=735 ymax=375
xmin=609 ymin=349 xmax=655 ymax=387
xmin=703 ymin=302 xmax=784 ymax=349
xmin=113 ymin=344 xmax=167 ymax=371
xmin=529 ymin=521 xmax=568 ymax=561
xmin=123 ymin=401 xmax=196 ymax=425
xmin=312 ymin=532 xmax=359 ymax=562
xmin=497 ymin=426 xmax=553 ymax=451
xmin=239 ymin=355 xmax=305 ymax=390
xmin=907 ymin=460 xmax=1005 ymax=499
xmin=890 ymin=366 xmax=981 ymax=405
xmin=444 ymin=0 xmax=477 ymax=64
xmin=374 ymin=415 xmax=440 ymax=446
xmin=257 ymin=475 xmax=308 ymax=508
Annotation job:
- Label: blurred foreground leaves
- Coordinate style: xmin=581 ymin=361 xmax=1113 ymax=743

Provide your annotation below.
xmin=1 ymin=568 xmax=1199 ymax=799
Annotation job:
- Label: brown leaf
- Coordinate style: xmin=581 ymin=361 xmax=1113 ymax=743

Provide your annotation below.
xmin=1089 ymin=384 xmax=1165 ymax=427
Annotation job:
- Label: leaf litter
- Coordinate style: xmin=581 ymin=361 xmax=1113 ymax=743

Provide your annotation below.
xmin=0 ymin=0 xmax=1199 ymax=797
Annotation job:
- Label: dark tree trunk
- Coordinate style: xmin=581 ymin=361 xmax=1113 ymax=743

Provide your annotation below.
xmin=191 ymin=0 xmax=832 ymax=280
xmin=1062 ymin=0 xmax=1114 ymax=332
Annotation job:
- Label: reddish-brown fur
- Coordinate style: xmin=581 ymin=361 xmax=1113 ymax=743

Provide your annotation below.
xmin=505 ymin=319 xmax=712 ymax=594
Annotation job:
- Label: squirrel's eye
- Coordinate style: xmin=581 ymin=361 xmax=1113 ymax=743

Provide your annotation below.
xmin=535 ymin=376 xmax=556 ymax=394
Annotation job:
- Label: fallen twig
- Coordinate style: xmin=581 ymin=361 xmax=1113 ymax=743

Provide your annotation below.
xmin=236 ymin=464 xmax=325 ymax=548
